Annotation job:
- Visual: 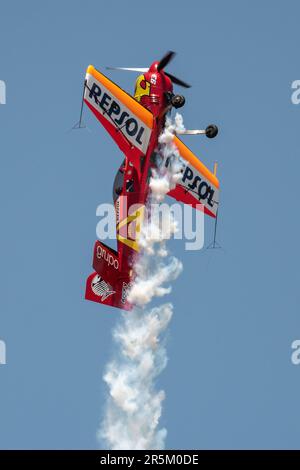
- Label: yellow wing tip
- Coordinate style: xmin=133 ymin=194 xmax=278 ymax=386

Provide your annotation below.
xmin=86 ymin=64 xmax=95 ymax=74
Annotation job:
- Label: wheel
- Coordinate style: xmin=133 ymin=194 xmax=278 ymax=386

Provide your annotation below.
xmin=171 ymin=94 xmax=185 ymax=108
xmin=205 ymin=124 xmax=218 ymax=139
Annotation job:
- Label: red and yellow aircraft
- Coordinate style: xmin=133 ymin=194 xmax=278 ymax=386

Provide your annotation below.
xmin=80 ymin=52 xmax=220 ymax=310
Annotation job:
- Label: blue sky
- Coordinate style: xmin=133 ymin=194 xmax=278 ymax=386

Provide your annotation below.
xmin=0 ymin=0 xmax=300 ymax=449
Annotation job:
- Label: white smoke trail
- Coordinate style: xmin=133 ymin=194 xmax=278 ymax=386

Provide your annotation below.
xmin=99 ymin=114 xmax=185 ymax=450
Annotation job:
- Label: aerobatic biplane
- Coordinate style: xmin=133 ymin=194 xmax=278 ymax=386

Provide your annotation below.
xmin=79 ymin=51 xmax=220 ymax=310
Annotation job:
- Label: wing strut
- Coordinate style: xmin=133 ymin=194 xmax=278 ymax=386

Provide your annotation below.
xmin=206 ymin=208 xmax=221 ymax=250
xmin=73 ymin=80 xmax=87 ymax=129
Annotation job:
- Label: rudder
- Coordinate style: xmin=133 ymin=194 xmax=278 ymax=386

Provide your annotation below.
xmin=85 ymin=240 xmax=132 ymax=310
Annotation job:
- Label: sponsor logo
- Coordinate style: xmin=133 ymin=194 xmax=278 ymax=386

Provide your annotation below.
xmin=150 ymin=74 xmax=157 ymax=85
xmin=134 ymin=75 xmax=151 ymax=102
xmin=121 ymin=281 xmax=132 ymax=304
xmin=115 ymin=198 xmax=120 ymax=226
xmin=85 ymin=74 xmax=151 ymax=153
xmin=117 ymin=203 xmax=145 ymax=252
xmin=181 ymin=165 xmax=217 ymax=210
xmin=96 ymin=244 xmax=119 ymax=270
xmin=91 ymin=274 xmax=115 ymax=301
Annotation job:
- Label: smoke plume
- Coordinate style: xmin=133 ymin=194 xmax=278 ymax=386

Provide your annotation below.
xmin=99 ymin=114 xmax=184 ymax=450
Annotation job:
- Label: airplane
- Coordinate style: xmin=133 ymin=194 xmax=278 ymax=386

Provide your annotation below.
xmin=79 ymin=51 xmax=220 ymax=310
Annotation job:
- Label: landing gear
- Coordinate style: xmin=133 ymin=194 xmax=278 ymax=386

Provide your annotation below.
xmin=171 ymin=94 xmax=185 ymax=108
xmin=205 ymin=124 xmax=218 ymax=139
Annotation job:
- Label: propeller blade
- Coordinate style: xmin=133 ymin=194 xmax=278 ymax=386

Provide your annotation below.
xmin=106 ymin=67 xmax=148 ymax=72
xmin=165 ymin=71 xmax=191 ymax=88
xmin=157 ymin=51 xmax=176 ymax=71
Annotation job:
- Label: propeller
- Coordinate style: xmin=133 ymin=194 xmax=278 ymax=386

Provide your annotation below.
xmin=106 ymin=51 xmax=191 ymax=88
xmin=157 ymin=51 xmax=190 ymax=88
xmin=164 ymin=72 xmax=190 ymax=88
xmin=157 ymin=50 xmax=176 ymax=71
xmin=106 ymin=67 xmax=148 ymax=73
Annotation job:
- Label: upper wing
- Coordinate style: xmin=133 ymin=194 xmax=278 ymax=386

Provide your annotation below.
xmin=84 ymin=65 xmax=154 ymax=156
xmin=167 ymin=136 xmax=220 ymax=218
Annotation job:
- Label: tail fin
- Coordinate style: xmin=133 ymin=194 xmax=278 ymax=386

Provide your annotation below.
xmin=85 ymin=241 xmax=132 ymax=311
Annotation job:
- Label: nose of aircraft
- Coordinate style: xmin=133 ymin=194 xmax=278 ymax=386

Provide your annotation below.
xmin=148 ymin=61 xmax=160 ymax=73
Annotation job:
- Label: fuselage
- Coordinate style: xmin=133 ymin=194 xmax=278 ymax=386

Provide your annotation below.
xmin=114 ymin=62 xmax=174 ymax=278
